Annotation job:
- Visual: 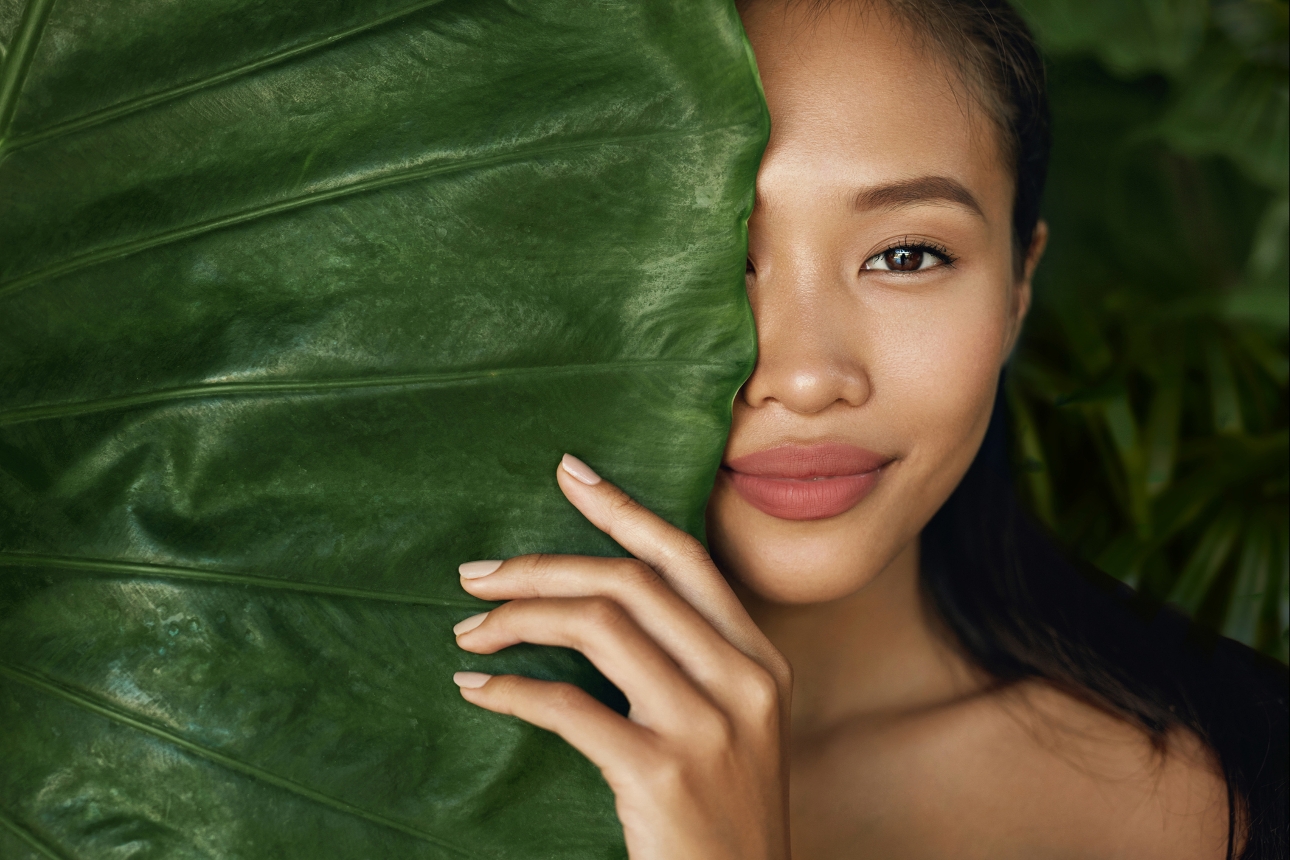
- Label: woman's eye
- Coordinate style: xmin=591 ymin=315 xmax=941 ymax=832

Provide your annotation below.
xmin=863 ymin=246 xmax=947 ymax=272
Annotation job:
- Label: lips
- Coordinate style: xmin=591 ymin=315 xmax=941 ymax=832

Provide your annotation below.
xmin=721 ymin=443 xmax=892 ymax=521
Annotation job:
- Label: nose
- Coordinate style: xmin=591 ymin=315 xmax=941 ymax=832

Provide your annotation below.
xmin=739 ymin=261 xmax=871 ymax=414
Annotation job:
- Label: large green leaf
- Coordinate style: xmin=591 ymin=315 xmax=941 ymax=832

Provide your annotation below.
xmin=0 ymin=1 xmax=767 ymax=857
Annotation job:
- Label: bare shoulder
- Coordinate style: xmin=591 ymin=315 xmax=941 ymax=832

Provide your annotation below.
xmin=792 ymin=679 xmax=1232 ymax=860
xmin=986 ymin=679 xmax=1233 ymax=859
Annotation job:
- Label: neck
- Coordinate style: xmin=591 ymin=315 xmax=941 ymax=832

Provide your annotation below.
xmin=738 ymin=538 xmax=985 ymax=741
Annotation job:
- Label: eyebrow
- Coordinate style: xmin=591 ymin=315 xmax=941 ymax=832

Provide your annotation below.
xmin=852 ymin=176 xmax=984 ymax=218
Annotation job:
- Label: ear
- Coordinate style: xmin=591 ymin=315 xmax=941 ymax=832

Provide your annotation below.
xmin=1005 ymin=219 xmax=1047 ymax=355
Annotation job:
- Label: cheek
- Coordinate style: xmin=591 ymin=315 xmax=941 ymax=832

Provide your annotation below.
xmin=870 ymin=278 xmax=1010 ymax=455
xmin=854 ymin=276 xmax=1009 ymax=583
xmin=706 ymin=276 xmax=1012 ymax=605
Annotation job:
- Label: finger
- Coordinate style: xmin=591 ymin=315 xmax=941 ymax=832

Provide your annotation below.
xmin=454 ymin=672 xmax=650 ymax=782
xmin=460 ymin=553 xmax=755 ymax=696
xmin=555 ymin=454 xmax=775 ymax=665
xmin=556 ymin=454 xmax=708 ymax=578
xmin=454 ymin=596 xmax=710 ymax=731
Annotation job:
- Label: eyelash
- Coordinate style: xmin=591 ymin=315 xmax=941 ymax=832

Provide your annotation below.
xmin=863 ymin=238 xmax=957 ymax=272
xmin=745 ymin=240 xmax=958 ymax=276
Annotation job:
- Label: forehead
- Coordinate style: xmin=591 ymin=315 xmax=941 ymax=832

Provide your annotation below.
xmin=742 ymin=0 xmax=1010 ymax=212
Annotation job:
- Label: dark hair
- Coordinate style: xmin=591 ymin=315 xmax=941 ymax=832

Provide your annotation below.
xmin=881 ymin=0 xmax=1049 ymax=267
xmin=881 ymin=2 xmax=1289 ymax=858
xmin=925 ymin=383 xmax=1288 ymax=860
xmin=746 ymin=1 xmax=1288 ymax=856
xmin=761 ymin=0 xmax=1051 ymax=266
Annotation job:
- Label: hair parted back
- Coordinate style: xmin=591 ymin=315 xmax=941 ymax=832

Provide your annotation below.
xmin=740 ymin=0 xmax=1051 ymax=267
xmin=862 ymin=0 xmax=1051 ymax=265
xmin=737 ymin=1 xmax=1288 ymax=857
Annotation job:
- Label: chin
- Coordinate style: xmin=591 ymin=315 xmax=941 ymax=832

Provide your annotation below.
xmin=705 ymin=480 xmax=908 ymax=606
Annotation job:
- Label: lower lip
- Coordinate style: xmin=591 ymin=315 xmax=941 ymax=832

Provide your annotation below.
xmin=722 ymin=468 xmax=884 ymax=521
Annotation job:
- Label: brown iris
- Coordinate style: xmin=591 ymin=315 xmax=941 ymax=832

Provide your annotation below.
xmin=884 ymin=248 xmax=924 ymax=270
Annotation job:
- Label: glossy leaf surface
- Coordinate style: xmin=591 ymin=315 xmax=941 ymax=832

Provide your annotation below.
xmin=0 ymin=0 xmax=767 ymax=856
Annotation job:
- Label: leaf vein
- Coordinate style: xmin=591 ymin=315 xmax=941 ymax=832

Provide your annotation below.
xmin=0 ymin=0 xmax=58 ymax=139
xmin=0 ymin=359 xmax=728 ymax=425
xmin=0 ymin=0 xmax=451 ymax=157
xmin=0 ymin=806 xmax=68 ymax=860
xmin=0 ymin=662 xmax=479 ymax=857
xmin=0 ymin=124 xmax=742 ymax=300
xmin=0 ymin=551 xmax=485 ymax=608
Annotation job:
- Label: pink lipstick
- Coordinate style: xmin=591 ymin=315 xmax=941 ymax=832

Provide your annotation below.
xmin=722 ymin=443 xmax=892 ymax=521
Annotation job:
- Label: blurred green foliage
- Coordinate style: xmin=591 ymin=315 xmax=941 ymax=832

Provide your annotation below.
xmin=1010 ymin=0 xmax=1288 ymax=661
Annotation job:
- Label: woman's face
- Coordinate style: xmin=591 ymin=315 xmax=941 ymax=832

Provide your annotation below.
xmin=707 ymin=0 xmax=1039 ymax=604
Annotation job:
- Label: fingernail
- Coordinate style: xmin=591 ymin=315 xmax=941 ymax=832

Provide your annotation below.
xmin=453 ymin=612 xmax=488 ymax=635
xmin=453 ymin=671 xmax=492 ymax=689
xmin=560 ymin=453 xmax=601 ymax=486
xmin=459 ymin=560 xmax=503 ymax=579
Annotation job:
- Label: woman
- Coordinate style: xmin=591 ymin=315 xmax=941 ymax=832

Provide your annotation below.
xmin=448 ymin=0 xmax=1288 ymax=857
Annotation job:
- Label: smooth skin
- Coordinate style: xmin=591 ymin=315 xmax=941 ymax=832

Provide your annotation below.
xmin=452 ymin=3 xmax=1231 ymax=858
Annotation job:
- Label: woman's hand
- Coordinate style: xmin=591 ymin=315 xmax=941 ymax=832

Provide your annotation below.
xmin=451 ymin=454 xmax=792 ymax=860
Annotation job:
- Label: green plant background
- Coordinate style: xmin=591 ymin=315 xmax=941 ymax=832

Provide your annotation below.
xmin=1012 ymin=0 xmax=1289 ymax=662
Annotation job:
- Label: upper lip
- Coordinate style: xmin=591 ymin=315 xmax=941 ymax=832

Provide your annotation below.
xmin=723 ymin=443 xmax=893 ymax=479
